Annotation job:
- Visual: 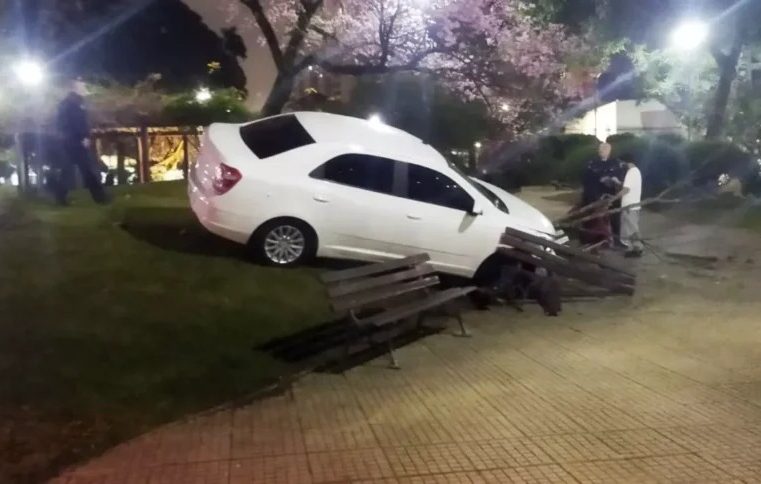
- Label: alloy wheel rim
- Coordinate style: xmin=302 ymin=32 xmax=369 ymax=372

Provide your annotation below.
xmin=264 ymin=225 xmax=306 ymax=264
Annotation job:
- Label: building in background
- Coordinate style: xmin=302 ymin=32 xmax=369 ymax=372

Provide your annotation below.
xmin=565 ymin=99 xmax=686 ymax=141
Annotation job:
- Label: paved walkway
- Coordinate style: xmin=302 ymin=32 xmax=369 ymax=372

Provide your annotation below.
xmin=54 ymin=194 xmax=761 ymax=483
xmin=54 ymin=271 xmax=761 ymax=483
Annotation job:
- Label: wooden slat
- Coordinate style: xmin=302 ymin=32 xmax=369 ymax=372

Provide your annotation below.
xmin=501 ymin=233 xmax=635 ymax=286
xmin=499 ymin=248 xmax=634 ymax=295
xmin=320 ymin=254 xmax=431 ymax=283
xmin=501 ymin=227 xmax=634 ymax=277
xmin=500 ymin=235 xmax=635 ymax=288
xmin=331 ymin=276 xmax=440 ymax=312
xmin=328 ymin=264 xmax=436 ymax=298
xmin=359 ymin=287 xmax=475 ymax=327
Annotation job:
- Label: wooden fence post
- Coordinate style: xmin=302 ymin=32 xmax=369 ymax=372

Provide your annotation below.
xmin=138 ymin=126 xmax=150 ymax=183
xmin=14 ymin=133 xmax=28 ymax=194
xmin=116 ymin=138 xmax=127 ymax=185
xmin=182 ymin=133 xmax=189 ymax=180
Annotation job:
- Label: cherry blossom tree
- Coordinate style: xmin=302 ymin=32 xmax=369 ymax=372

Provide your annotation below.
xmin=226 ymin=0 xmax=579 ymax=130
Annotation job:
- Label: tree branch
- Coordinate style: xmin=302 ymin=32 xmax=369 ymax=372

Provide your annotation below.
xmin=240 ymin=0 xmax=283 ymax=70
xmin=321 ymin=46 xmax=447 ymax=75
xmin=379 ymin=4 xmax=402 ymax=65
xmin=282 ymin=0 xmax=324 ymax=68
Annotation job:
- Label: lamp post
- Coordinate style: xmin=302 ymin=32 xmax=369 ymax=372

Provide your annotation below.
xmin=671 ymin=20 xmax=708 ymax=140
xmin=10 ymin=59 xmax=47 ymax=193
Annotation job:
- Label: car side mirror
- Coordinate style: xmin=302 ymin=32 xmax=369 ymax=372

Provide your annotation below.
xmin=468 ymin=202 xmax=484 ymax=217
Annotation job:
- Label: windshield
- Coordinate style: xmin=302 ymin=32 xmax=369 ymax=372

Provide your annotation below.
xmin=447 ymin=162 xmax=509 ymax=214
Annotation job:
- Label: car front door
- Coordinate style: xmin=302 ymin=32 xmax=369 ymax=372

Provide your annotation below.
xmin=395 ymin=163 xmax=498 ymax=276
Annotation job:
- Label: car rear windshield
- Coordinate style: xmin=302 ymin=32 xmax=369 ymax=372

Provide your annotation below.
xmin=239 ymin=115 xmax=315 ymax=159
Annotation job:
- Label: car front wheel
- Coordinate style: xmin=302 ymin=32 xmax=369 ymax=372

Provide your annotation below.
xmin=251 ymin=218 xmax=316 ymax=267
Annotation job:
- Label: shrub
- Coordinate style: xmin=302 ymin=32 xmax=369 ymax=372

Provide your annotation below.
xmin=537 ymin=134 xmax=599 ymax=184
xmin=684 ymin=141 xmax=754 ymax=187
xmin=605 ymin=133 xmax=638 ymax=145
xmin=742 ymin=165 xmax=761 ymax=196
xmin=161 ymin=88 xmax=254 ymax=126
xmin=656 ymin=133 xmax=686 ymax=146
xmin=603 ymin=134 xmax=687 ymax=196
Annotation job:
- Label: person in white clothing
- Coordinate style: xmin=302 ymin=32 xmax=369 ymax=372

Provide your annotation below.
xmin=619 ymin=154 xmax=643 ymax=257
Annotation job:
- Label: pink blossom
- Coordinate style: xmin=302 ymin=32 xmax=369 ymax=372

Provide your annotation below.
xmin=223 ymin=0 xmax=585 ymax=130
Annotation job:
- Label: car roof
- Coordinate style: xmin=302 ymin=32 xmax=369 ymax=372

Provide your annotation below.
xmin=284 ymin=112 xmax=448 ymax=167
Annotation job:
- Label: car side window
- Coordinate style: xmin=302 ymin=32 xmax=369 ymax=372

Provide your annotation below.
xmin=404 ymin=164 xmax=474 ymax=212
xmin=311 ymin=154 xmax=394 ymax=195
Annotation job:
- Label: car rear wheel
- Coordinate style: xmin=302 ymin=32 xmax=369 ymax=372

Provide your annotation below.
xmin=251 ymin=218 xmax=317 ymax=267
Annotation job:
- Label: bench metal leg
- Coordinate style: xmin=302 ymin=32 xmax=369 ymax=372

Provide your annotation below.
xmin=453 ymin=312 xmax=471 ymax=338
xmin=386 ymin=340 xmax=401 ymax=370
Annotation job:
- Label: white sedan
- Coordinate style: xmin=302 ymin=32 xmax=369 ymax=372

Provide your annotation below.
xmin=189 ymin=112 xmax=565 ymax=280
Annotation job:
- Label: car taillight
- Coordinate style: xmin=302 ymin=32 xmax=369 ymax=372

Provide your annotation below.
xmin=212 ymin=163 xmax=242 ymax=195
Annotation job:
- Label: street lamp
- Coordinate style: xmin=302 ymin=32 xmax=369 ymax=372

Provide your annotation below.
xmin=195 ymin=87 xmax=212 ymax=103
xmin=472 ymin=141 xmax=483 ymax=170
xmin=670 ymin=20 xmax=708 ymax=51
xmin=670 ymin=20 xmax=708 ymax=139
xmin=13 ymin=59 xmax=45 ymax=87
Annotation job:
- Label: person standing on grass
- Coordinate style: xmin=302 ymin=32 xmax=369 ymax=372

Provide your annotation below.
xmin=619 ymin=153 xmax=644 ymax=257
xmin=52 ymin=78 xmax=108 ymax=205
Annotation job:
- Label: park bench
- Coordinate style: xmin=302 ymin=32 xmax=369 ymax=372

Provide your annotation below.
xmin=320 ymin=254 xmax=476 ymax=369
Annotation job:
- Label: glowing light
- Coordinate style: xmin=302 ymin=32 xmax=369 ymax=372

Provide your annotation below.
xmin=500 ymin=103 xmax=510 ymax=112
xmin=474 ymin=141 xmax=482 ymax=149
xmin=195 ymin=87 xmax=212 ymax=103
xmin=368 ymin=114 xmax=384 ymax=126
xmin=13 ymin=59 xmax=45 ymax=87
xmin=671 ymin=20 xmax=708 ymax=51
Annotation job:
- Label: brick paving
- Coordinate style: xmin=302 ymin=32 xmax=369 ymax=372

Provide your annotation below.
xmin=53 ymin=210 xmax=761 ymax=483
xmin=53 ymin=290 xmax=761 ymax=483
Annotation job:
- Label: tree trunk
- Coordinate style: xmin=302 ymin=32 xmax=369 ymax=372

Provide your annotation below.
xmin=705 ymin=59 xmax=739 ymax=140
xmin=262 ymin=73 xmax=296 ymax=116
xmin=706 ymin=29 xmax=745 ymax=140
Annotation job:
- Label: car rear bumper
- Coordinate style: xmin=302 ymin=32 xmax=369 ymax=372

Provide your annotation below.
xmin=189 ymin=182 xmax=250 ymax=245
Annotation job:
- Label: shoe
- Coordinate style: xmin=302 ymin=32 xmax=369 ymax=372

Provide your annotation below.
xmin=624 ymin=250 xmax=643 ymax=258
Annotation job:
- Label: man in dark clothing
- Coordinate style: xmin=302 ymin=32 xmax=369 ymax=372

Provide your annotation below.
xmin=579 ymin=143 xmax=622 ymax=245
xmin=51 ymin=79 xmax=107 ymax=205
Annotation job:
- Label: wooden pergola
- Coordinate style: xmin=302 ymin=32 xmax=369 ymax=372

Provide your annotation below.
xmin=10 ymin=124 xmax=202 ymax=194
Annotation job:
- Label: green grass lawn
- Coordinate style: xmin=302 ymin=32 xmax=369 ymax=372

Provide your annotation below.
xmin=0 ymin=182 xmax=330 ymax=483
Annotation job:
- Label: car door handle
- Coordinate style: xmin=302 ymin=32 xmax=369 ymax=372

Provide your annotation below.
xmin=313 ymin=194 xmax=330 ymax=203
xmin=407 ymin=213 xmax=422 ymax=220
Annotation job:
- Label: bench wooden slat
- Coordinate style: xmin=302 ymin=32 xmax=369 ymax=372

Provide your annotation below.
xmin=331 ymin=275 xmax=440 ymax=313
xmin=499 ymin=247 xmax=634 ymax=295
xmin=500 ymin=233 xmax=635 ymax=286
xmin=359 ymin=287 xmax=477 ymax=327
xmin=327 ymin=264 xmax=436 ymax=298
xmin=320 ymin=254 xmax=431 ymax=284
xmin=501 ymin=226 xmax=634 ymax=277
